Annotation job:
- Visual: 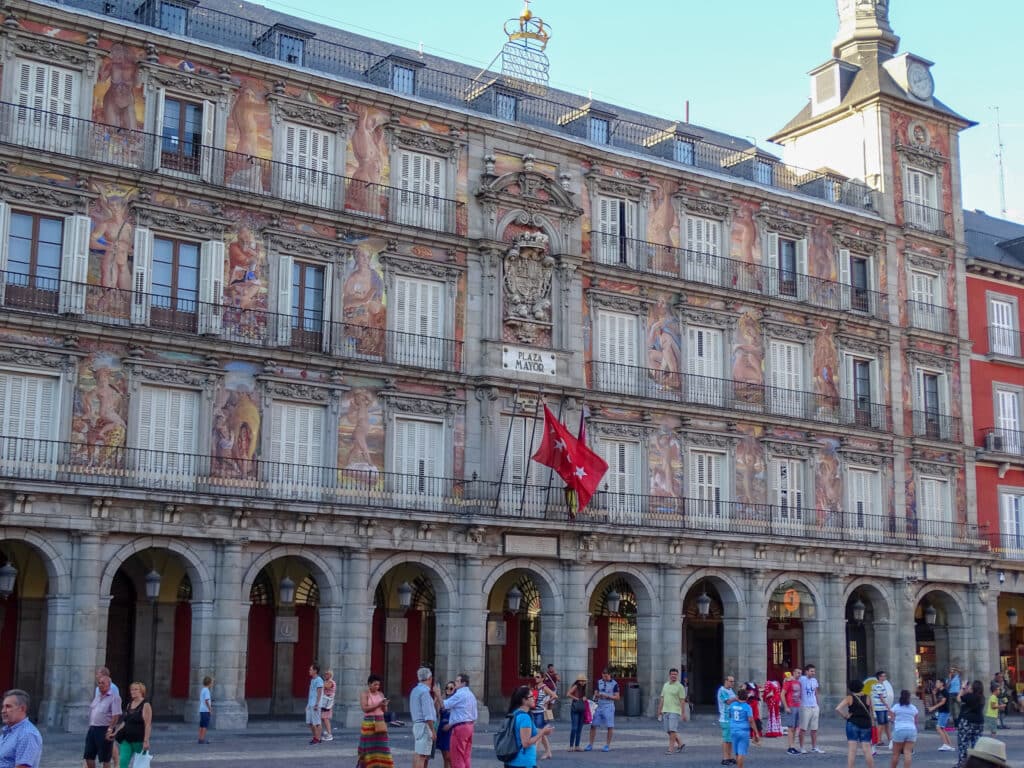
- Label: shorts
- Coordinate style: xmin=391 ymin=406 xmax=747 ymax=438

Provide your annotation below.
xmin=893 ymin=727 xmax=917 ymax=743
xmin=875 ymin=710 xmax=890 ymax=725
xmin=199 ymin=711 xmax=211 ymax=728
xmin=413 ymin=722 xmax=434 ymax=755
xmin=305 ymin=705 xmax=321 ymax=725
xmin=731 ymin=732 xmax=750 ymax=755
xmin=592 ymin=706 xmax=614 ymax=729
xmin=985 ymin=716 xmax=999 ymax=733
xmin=785 ymin=708 xmax=800 ymax=729
xmin=720 ymin=722 xmax=731 ymax=742
xmin=83 ymin=725 xmax=113 ymax=763
xmin=936 ymin=712 xmax=949 ymax=728
xmin=532 ymin=711 xmax=546 ymax=729
xmin=799 ymin=706 xmax=820 ymax=732
xmin=846 ymin=722 xmax=872 ymax=743
xmin=663 ymin=713 xmax=680 ymax=733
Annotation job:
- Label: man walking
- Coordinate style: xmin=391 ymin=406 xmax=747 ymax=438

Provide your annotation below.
xmin=0 ymin=689 xmax=42 ymax=768
xmin=797 ymin=664 xmax=824 ymax=754
xmin=783 ymin=667 xmax=802 ymax=755
xmin=718 ymin=674 xmax=738 ymax=766
xmin=83 ymin=674 xmax=120 ymax=768
xmin=410 ymin=667 xmax=436 ymax=768
xmin=728 ymin=687 xmax=761 ymax=768
xmin=586 ymin=668 xmax=619 ymax=752
xmin=442 ymin=673 xmax=478 ymax=768
xmin=306 ymin=663 xmax=324 ymax=744
xmin=871 ymin=670 xmax=895 ymax=749
xmin=657 ymin=667 xmax=688 ymax=754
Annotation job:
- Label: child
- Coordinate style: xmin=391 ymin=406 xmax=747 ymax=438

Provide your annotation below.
xmin=198 ymin=675 xmax=214 ymax=744
xmin=728 ymin=687 xmax=761 ymax=768
xmin=985 ymin=682 xmax=1003 ymax=736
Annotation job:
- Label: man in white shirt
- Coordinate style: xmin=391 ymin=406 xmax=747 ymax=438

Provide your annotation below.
xmin=797 ymin=664 xmax=824 ymax=754
xmin=442 ymin=673 xmax=478 ymax=768
xmin=871 ymin=670 xmax=895 ymax=748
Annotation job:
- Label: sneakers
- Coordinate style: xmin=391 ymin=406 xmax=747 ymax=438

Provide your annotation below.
xmin=800 ymin=748 xmax=808 ymax=754
xmin=601 ymin=745 xmax=610 ymax=752
xmin=812 ymin=747 xmax=826 ymax=754
xmin=939 ymin=745 xmax=955 ymax=752
xmin=584 ymin=745 xmax=593 ymax=752
xmin=888 ymin=741 xmax=894 ymax=750
xmin=309 ymin=738 xmax=321 ymax=745
xmin=322 ymin=733 xmax=333 ymax=741
xmin=787 ymin=748 xmax=800 ymax=755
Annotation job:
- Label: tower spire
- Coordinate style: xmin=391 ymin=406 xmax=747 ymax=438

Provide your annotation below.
xmin=833 ymin=0 xmax=899 ymax=61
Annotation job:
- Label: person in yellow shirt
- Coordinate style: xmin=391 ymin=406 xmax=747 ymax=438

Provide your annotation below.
xmin=657 ymin=668 xmax=689 ymax=755
xmin=985 ymin=683 xmax=1003 ymax=736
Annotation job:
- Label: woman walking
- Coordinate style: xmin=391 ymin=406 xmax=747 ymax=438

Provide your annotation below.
xmin=437 ymin=681 xmax=456 ymax=768
xmin=890 ymin=690 xmax=918 ymax=768
xmin=957 ymin=680 xmax=986 ymax=768
xmin=929 ymin=679 xmax=954 ymax=752
xmin=320 ymin=670 xmax=337 ymax=742
xmin=531 ymin=670 xmax=557 ymax=760
xmin=836 ymin=678 xmax=875 ymax=768
xmin=505 ymin=685 xmax=554 ymax=768
xmin=117 ymin=682 xmax=152 ymax=768
xmin=567 ymin=674 xmax=588 ymax=752
xmin=358 ymin=673 xmax=394 ymax=768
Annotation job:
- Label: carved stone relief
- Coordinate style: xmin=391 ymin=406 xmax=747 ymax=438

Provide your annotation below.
xmin=0 ymin=176 xmax=92 ymax=214
xmin=134 ymin=203 xmax=227 ymax=238
xmin=266 ymin=92 xmax=353 ymax=132
xmin=503 ymin=232 xmax=554 ymax=344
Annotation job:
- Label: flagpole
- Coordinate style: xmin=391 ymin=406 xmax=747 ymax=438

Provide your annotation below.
xmin=518 ymin=387 xmax=544 ymax=515
xmin=495 ymin=387 xmax=519 ymax=512
xmin=541 ymin=391 xmax=566 ymax=513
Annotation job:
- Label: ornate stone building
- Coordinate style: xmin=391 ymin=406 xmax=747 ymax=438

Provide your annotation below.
xmin=0 ymin=0 xmax=994 ymax=731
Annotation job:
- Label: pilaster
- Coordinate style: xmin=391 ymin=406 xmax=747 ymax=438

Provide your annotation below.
xmin=340 ymin=548 xmax=371 ymax=729
xmin=62 ymin=533 xmax=103 ymax=733
xmin=211 ymin=540 xmax=248 ymax=729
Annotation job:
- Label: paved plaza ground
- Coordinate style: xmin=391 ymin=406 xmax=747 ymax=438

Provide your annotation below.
xmin=35 ymin=713 xmax=1024 ymax=767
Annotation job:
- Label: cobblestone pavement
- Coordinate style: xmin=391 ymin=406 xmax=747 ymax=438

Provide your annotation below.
xmin=37 ymin=717 xmax=1024 ymax=767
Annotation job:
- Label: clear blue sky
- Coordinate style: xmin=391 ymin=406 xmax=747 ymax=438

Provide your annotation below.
xmin=262 ymin=0 xmax=1021 ymax=222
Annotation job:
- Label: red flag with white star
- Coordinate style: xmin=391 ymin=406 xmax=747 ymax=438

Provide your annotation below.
xmin=531 ymin=405 xmax=608 ymax=513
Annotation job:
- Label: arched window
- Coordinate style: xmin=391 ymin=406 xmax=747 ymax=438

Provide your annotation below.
xmin=600 ymin=579 xmax=637 ymax=679
xmin=511 ymin=577 xmax=542 ymax=677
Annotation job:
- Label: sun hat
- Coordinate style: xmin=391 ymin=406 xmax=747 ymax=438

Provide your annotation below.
xmin=967 ymin=737 xmax=1008 ymax=767
xmin=574 ymin=673 xmax=587 ymax=683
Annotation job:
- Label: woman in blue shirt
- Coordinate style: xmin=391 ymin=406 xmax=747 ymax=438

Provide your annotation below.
xmin=506 ymin=685 xmax=553 ymax=768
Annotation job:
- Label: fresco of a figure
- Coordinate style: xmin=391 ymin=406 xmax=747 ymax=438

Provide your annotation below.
xmin=811 ymin=319 xmax=840 ymax=409
xmin=734 ymin=429 xmax=766 ymax=507
xmin=730 ymin=199 xmax=759 ymax=263
xmin=815 ymin=437 xmax=842 ymax=513
xmin=649 ymin=178 xmax=679 ymax=272
xmin=338 ymin=387 xmax=384 ymax=483
xmin=648 ymin=428 xmax=682 ymax=499
xmin=339 ymin=239 xmax=386 ymax=357
xmin=345 ymin=103 xmax=389 ymax=216
xmin=222 ymin=218 xmax=268 ymax=342
xmin=225 ymin=83 xmax=271 ymax=192
xmin=94 ymin=43 xmax=142 ymax=129
xmin=88 ymin=185 xmax=135 ymax=314
xmin=732 ymin=309 xmax=764 ymax=407
xmin=646 ymin=298 xmax=681 ymax=388
xmin=71 ymin=352 xmax=127 ymax=468
xmin=212 ymin=362 xmax=260 ymax=479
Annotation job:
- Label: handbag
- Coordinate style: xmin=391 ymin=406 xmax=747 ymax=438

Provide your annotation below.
xmin=133 ymin=751 xmax=153 ymax=768
xmin=374 ymin=718 xmax=388 ymax=733
xmin=543 ymin=708 xmax=555 ymax=722
xmin=584 ymin=699 xmax=596 ymax=725
xmin=571 ymin=698 xmax=587 ymax=714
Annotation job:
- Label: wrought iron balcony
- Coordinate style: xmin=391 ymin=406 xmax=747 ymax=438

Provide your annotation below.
xmin=0 ymin=434 xmax=986 ymax=550
xmin=907 ymin=300 xmax=953 ymax=335
xmin=909 ymin=410 xmax=962 ymax=442
xmin=988 ymin=325 xmax=1022 ymax=358
xmin=988 ymin=533 xmax=1024 ymax=561
xmin=0 ymin=101 xmax=460 ymax=233
xmin=0 ymin=271 xmax=462 ymax=371
xmin=587 ymin=360 xmax=891 ymax=432
xmin=588 ymin=232 xmax=888 ymax=318
xmin=903 ymin=202 xmax=951 ymax=237
xmin=981 ymin=428 xmax=1024 ymax=457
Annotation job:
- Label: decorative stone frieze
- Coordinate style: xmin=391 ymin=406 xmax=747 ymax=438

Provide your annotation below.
xmin=0 ymin=345 xmax=78 ymax=373
xmin=140 ymin=61 xmax=238 ymax=100
xmin=134 ymin=203 xmax=227 ymax=238
xmin=265 ymin=91 xmax=353 ymax=131
xmin=0 ymin=176 xmax=93 ymax=214
xmin=503 ymin=232 xmax=554 ymax=343
xmin=265 ymin=229 xmax=346 ymax=263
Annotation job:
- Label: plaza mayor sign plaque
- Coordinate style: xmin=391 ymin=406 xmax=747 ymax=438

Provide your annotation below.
xmin=502 ymin=345 xmax=556 ymax=376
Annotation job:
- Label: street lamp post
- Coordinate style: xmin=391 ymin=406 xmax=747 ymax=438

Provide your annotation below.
xmin=145 ymin=569 xmax=161 ymax=701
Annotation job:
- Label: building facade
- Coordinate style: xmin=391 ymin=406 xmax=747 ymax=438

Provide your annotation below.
xmin=0 ymin=0 xmax=996 ymax=731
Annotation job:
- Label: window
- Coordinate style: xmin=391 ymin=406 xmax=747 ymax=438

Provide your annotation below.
xmin=688 ymin=450 xmax=725 ymax=520
xmin=135 ymin=385 xmax=199 ymax=482
xmin=1002 ymin=492 xmax=1024 ymax=553
xmin=393 ymin=417 xmax=444 ymax=499
xmin=989 ymin=296 xmax=1020 ymax=357
xmin=767 ymin=340 xmax=804 ymax=418
xmin=393 ymin=276 xmax=445 ymax=368
xmin=279 ymin=34 xmax=305 ymax=65
xmin=837 ymin=249 xmax=873 ymax=313
xmin=673 ymin=139 xmax=695 ymax=166
xmin=395 ymin=150 xmax=447 ymax=231
xmin=765 ymin=233 xmax=807 ymax=299
xmin=905 ymin=168 xmax=938 ymax=231
xmin=160 ymin=97 xmax=204 ymax=175
xmin=392 ymin=66 xmax=415 ymax=95
xmin=909 ymin=269 xmax=943 ymax=332
xmin=917 ymin=476 xmax=950 ymax=527
xmin=131 ymin=227 xmax=224 ymax=334
xmin=0 ymin=371 xmax=58 ymax=467
xmin=913 ymin=368 xmax=950 ymax=439
xmin=685 ymin=326 xmax=723 ymax=406
xmin=594 ymin=310 xmax=640 ymax=395
xmin=847 ymin=467 xmax=879 ymax=526
xmin=598 ymin=439 xmax=642 ymax=524
xmin=501 ymin=415 xmax=547 ymax=514
xmin=496 ymin=92 xmax=518 ymax=121
xmin=682 ymin=216 xmax=722 ymax=285
xmin=158 ymin=1 xmax=190 ymax=34
xmin=841 ymin=353 xmax=881 ymax=428
xmin=754 ymin=160 xmax=774 ymax=186
xmin=278 ymin=122 xmax=335 ymax=208
xmin=268 ymin=401 xmax=326 ymax=494
xmin=274 ymin=254 xmax=333 ymax=352
xmin=0 ymin=205 xmax=89 ymax=315
xmin=771 ymin=457 xmax=805 ymax=522
xmin=595 ymin=196 xmax=638 ymax=267
xmin=10 ymin=59 xmax=80 ymax=153
xmin=588 ymin=117 xmax=610 ymax=145
xmin=996 ymin=389 xmax=1022 ymax=455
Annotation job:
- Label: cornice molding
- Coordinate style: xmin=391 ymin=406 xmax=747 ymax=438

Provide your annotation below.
xmin=388 ymin=123 xmax=462 ymax=161
xmin=675 ymin=193 xmax=732 ymax=220
xmin=124 ymin=359 xmax=217 ymax=389
xmin=264 ymin=229 xmax=347 ymax=263
xmin=587 ymin=288 xmax=654 ymax=315
xmin=266 ymin=91 xmax=354 ymax=132
xmin=584 ymin=169 xmax=654 ymax=205
xmin=133 ymin=203 xmax=227 ymax=238
xmin=0 ymin=345 xmax=79 ymax=374
xmin=379 ymin=251 xmax=463 ymax=282
xmin=140 ymin=61 xmax=238 ymax=100
xmin=0 ymin=174 xmax=93 ymax=214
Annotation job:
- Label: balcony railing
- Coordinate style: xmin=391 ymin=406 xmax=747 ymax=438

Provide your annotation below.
xmin=988 ymin=325 xmax=1022 ymax=358
xmin=0 ymin=101 xmax=460 ymax=233
xmin=988 ymin=533 xmax=1024 ymax=561
xmin=909 ymin=410 xmax=962 ymax=442
xmin=588 ymin=232 xmax=888 ymax=317
xmin=981 ymin=428 xmax=1024 ymax=457
xmin=903 ymin=202 xmax=951 ymax=237
xmin=587 ymin=360 xmax=891 ymax=431
xmin=55 ymin=1 xmax=876 ymax=212
xmin=0 ymin=271 xmax=462 ymax=371
xmin=907 ymin=300 xmax=953 ymax=335
xmin=0 ymin=433 xmax=986 ymax=550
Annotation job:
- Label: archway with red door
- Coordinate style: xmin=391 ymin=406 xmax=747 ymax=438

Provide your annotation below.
xmin=844 ymin=582 xmax=893 ymax=684
xmin=588 ymin=571 xmax=659 ymax=703
xmin=913 ymin=588 xmax=967 ymax=695
xmin=766 ymin=579 xmax=818 ymax=684
xmin=0 ymin=540 xmax=52 ymax=719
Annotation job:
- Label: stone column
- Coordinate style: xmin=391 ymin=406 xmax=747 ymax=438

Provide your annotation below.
xmin=661 ymin=567 xmax=684 ymax=673
xmin=743 ymin=572 xmax=768 ymax=685
xmin=39 ymin=592 xmax=72 ymax=729
xmin=894 ymin=579 xmax=918 ymax=701
xmin=340 ymin=548 xmax=371 ymax=728
xmin=211 ymin=541 xmax=248 ymax=729
xmin=187 ymin=599 xmax=215 ymax=723
xmin=458 ymin=556 xmax=490 ymax=723
xmin=62 ymin=533 xmax=104 ymax=732
xmin=821 ymin=574 xmax=848 ymax=701
xmin=560 ymin=562 xmax=589 ymax=689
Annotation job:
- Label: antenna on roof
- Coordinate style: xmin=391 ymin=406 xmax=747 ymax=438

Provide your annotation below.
xmin=992 ymin=105 xmax=1008 ymax=218
xmin=419 ymin=41 xmax=424 ymax=58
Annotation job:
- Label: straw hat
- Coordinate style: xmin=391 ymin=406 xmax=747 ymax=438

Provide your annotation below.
xmin=574 ymin=673 xmax=587 ymax=683
xmin=967 ymin=738 xmax=1009 ymax=767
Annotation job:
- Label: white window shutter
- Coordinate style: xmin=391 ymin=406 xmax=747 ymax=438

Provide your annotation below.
xmin=198 ymin=239 xmax=225 ymax=335
xmin=937 ymin=375 xmax=950 ymax=437
xmin=275 ymin=253 xmax=293 ymax=346
xmin=623 ymin=200 xmax=638 ymax=265
xmin=796 ymin=238 xmax=808 ymax=297
xmin=0 ymin=202 xmax=8 ymax=306
xmin=598 ymin=196 xmax=617 ymax=263
xmin=321 ymin=261 xmax=334 ymax=354
xmin=58 ymin=213 xmax=90 ymax=315
xmin=137 ymin=385 xmax=154 ymax=451
xmin=131 ymin=226 xmax=154 ymax=325
xmin=199 ymin=100 xmax=216 ymax=182
xmin=837 ymin=248 xmax=851 ymax=309
xmin=767 ymin=232 xmax=780 ymax=269
xmin=151 ymin=89 xmax=166 ymax=170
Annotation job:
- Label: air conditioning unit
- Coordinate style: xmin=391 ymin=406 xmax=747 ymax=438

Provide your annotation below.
xmin=985 ymin=432 xmax=1005 ymax=452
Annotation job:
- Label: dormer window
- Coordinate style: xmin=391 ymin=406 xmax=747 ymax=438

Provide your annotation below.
xmin=393 ymin=66 xmax=415 ymax=95
xmin=254 ymin=24 xmax=314 ymax=67
xmin=809 ymin=59 xmax=859 ymax=117
xmin=135 ymin=0 xmax=198 ymax=35
xmin=755 ymin=160 xmax=774 ymax=186
xmin=496 ymin=92 xmax=518 ymax=121
xmin=589 ymin=117 xmax=610 ymax=145
xmin=368 ymin=55 xmax=425 ymax=97
xmin=279 ymin=35 xmax=305 ymax=65
xmin=673 ymin=138 xmax=695 ymax=165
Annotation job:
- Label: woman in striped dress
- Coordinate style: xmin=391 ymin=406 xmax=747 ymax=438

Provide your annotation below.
xmin=358 ymin=674 xmax=394 ymax=768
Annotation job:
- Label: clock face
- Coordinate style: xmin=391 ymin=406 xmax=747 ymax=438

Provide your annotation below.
xmin=907 ymin=62 xmax=934 ymax=100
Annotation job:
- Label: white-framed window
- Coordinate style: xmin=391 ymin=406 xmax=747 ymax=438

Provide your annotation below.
xmin=765 ymin=232 xmax=808 ymax=299
xmin=917 ymin=475 xmax=951 ymax=527
xmin=688 ymin=450 xmax=725 ymax=520
xmin=847 ymin=466 xmax=880 ymax=526
xmin=594 ymin=309 xmax=640 ymax=395
xmin=995 ymin=387 xmax=1022 ymax=455
xmin=767 ymin=339 xmax=805 ymax=417
xmin=501 ymin=414 xmax=547 ymax=514
xmin=278 ymin=122 xmax=336 ymax=208
xmin=392 ymin=275 xmax=445 ymax=368
xmin=771 ymin=457 xmax=805 ymax=522
xmin=8 ymin=59 xmax=82 ymax=154
xmin=588 ymin=117 xmax=610 ymax=144
xmin=0 ymin=203 xmax=90 ymax=315
xmin=837 ymin=248 xmax=875 ymax=313
xmin=908 ymin=269 xmax=944 ymax=332
xmin=905 ymin=167 xmax=939 ymax=231
xmin=0 ymin=370 xmax=59 ymax=466
xmin=912 ymin=367 xmax=951 ymax=439
xmin=151 ymin=93 xmax=216 ymax=180
xmin=598 ymin=438 xmax=642 ymax=524
xmin=393 ymin=416 xmax=444 ymax=499
xmin=685 ymin=326 xmax=724 ymax=406
xmin=132 ymin=227 xmax=224 ymax=335
xmin=988 ymin=294 xmax=1020 ymax=357
xmin=595 ymin=196 xmax=639 ymax=267
xmin=841 ymin=352 xmax=882 ymax=428
xmin=395 ymin=150 xmax=447 ymax=231
xmin=135 ymin=384 xmax=200 ymax=482
xmin=682 ymin=215 xmax=722 ymax=285
xmin=673 ymin=139 xmax=695 ymax=166
xmin=273 ymin=253 xmax=333 ymax=353
xmin=1001 ymin=491 xmax=1024 ymax=554
xmin=267 ymin=400 xmax=326 ymax=493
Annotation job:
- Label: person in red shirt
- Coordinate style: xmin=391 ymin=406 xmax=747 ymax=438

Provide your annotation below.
xmin=782 ymin=667 xmax=803 ymax=755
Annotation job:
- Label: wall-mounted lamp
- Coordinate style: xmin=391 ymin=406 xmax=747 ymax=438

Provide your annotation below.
xmin=696 ymin=584 xmax=711 ymax=618
xmin=999 ymin=571 xmax=1006 ymax=585
xmin=1008 ymin=608 xmax=1019 ymax=627
xmin=507 ymin=585 xmax=523 ymax=613
xmin=397 ymin=581 xmax=413 ymax=610
xmin=606 ymin=589 xmax=621 ymax=615
xmin=851 ymin=596 xmax=866 ymax=623
xmin=924 ymin=603 xmax=937 ymax=626
xmin=0 ymin=561 xmax=16 ymax=600
xmin=279 ymin=575 xmax=296 ymax=606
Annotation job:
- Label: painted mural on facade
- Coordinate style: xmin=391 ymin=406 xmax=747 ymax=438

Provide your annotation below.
xmin=70 ymin=351 xmax=127 ymax=468
xmin=339 ymin=386 xmax=384 ymax=476
xmin=339 ymin=237 xmax=387 ymax=356
xmin=212 ymin=362 xmax=261 ymax=479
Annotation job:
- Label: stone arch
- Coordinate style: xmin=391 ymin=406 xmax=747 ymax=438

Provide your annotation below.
xmin=241 ymin=546 xmax=342 ymax=607
xmin=586 ymin=564 xmax=659 ymax=615
xmin=100 ymin=537 xmax=215 ymax=603
xmin=495 ymin=210 xmax=565 ymax=254
xmin=764 ymin=572 xmax=826 ymax=612
xmin=367 ymin=552 xmax=458 ymax=612
xmin=913 ymin=584 xmax=968 ymax=626
xmin=843 ymin=578 xmax=896 ymax=623
xmin=680 ymin=569 xmax=745 ymax=615
xmin=0 ymin=529 xmax=71 ymax=596
xmin=482 ymin=558 xmax=565 ymax=616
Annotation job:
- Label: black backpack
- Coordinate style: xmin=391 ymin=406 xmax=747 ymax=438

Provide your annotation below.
xmin=494 ymin=711 xmax=522 ymax=763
